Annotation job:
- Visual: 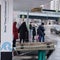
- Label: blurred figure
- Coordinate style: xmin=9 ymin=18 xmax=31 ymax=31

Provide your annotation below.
xmin=29 ymin=22 xmax=33 ymax=42
xmin=29 ymin=22 xmax=33 ymax=30
xmin=18 ymin=19 xmax=28 ymax=43
xmin=32 ymin=24 xmax=36 ymax=42
xmin=13 ymin=22 xmax=19 ymax=55
xmin=29 ymin=22 xmax=36 ymax=42
xmin=37 ymin=22 xmax=45 ymax=42
xmin=13 ymin=22 xmax=18 ymax=47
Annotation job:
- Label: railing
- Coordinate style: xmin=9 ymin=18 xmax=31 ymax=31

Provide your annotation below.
xmin=15 ymin=42 xmax=55 ymax=51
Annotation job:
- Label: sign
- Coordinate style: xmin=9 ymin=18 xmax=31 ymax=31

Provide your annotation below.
xmin=31 ymin=7 xmax=42 ymax=12
xmin=1 ymin=42 xmax=12 ymax=51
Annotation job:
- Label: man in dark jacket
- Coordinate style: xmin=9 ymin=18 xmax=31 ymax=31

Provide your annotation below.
xmin=37 ymin=23 xmax=45 ymax=42
xmin=18 ymin=21 xmax=28 ymax=43
xmin=32 ymin=25 xmax=36 ymax=42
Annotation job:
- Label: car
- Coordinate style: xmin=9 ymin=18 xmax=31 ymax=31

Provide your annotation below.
xmin=50 ymin=25 xmax=60 ymax=34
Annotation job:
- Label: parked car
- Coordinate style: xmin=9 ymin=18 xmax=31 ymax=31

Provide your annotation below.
xmin=50 ymin=25 xmax=60 ymax=34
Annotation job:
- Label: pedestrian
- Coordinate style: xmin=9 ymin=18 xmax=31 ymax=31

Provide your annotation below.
xmin=37 ymin=22 xmax=45 ymax=42
xmin=13 ymin=22 xmax=18 ymax=47
xmin=32 ymin=24 xmax=36 ymax=42
xmin=29 ymin=22 xmax=36 ymax=42
xmin=13 ymin=21 xmax=19 ymax=55
xmin=18 ymin=19 xmax=28 ymax=43
xmin=29 ymin=22 xmax=33 ymax=29
xmin=29 ymin=22 xmax=33 ymax=42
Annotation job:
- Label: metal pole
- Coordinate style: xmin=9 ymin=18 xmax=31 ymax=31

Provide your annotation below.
xmin=27 ymin=10 xmax=33 ymax=42
xmin=27 ymin=10 xmax=30 ymax=42
xmin=27 ymin=10 xmax=29 ymax=29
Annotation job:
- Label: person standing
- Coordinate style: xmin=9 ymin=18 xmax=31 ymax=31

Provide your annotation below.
xmin=29 ymin=22 xmax=33 ymax=42
xmin=13 ymin=21 xmax=20 ymax=55
xmin=37 ymin=23 xmax=45 ymax=42
xmin=29 ymin=22 xmax=36 ymax=42
xmin=18 ymin=20 xmax=28 ymax=43
xmin=13 ymin=22 xmax=18 ymax=47
xmin=32 ymin=24 xmax=36 ymax=42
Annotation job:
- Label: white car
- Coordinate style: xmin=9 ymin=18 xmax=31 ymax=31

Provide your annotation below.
xmin=50 ymin=25 xmax=60 ymax=34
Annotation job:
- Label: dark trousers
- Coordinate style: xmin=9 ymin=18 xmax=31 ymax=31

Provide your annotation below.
xmin=20 ymin=33 xmax=28 ymax=43
xmin=33 ymin=35 xmax=35 ymax=42
xmin=20 ymin=36 xmax=25 ymax=43
xmin=13 ymin=38 xmax=20 ymax=55
xmin=13 ymin=38 xmax=16 ymax=47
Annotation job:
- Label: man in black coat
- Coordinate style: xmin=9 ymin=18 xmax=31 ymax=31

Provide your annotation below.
xmin=18 ymin=21 xmax=28 ymax=43
xmin=37 ymin=23 xmax=45 ymax=42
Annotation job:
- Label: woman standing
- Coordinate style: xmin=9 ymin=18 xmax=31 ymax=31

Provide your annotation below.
xmin=13 ymin=22 xmax=18 ymax=47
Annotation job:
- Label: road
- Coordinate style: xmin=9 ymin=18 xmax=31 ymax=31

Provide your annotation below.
xmin=0 ymin=25 xmax=59 ymax=60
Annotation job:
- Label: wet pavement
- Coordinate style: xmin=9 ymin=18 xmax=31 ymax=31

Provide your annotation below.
xmin=0 ymin=25 xmax=60 ymax=60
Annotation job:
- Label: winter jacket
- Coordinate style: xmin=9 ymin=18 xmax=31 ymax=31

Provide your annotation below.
xmin=37 ymin=25 xmax=45 ymax=36
xmin=13 ymin=22 xmax=18 ymax=39
xmin=18 ymin=22 xmax=28 ymax=41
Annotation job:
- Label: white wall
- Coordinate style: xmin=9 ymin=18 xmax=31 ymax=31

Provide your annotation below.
xmin=0 ymin=0 xmax=1 ymax=41
xmin=1 ymin=0 xmax=13 ymax=52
